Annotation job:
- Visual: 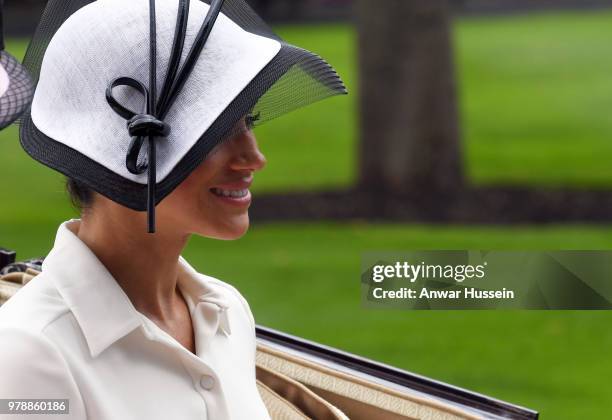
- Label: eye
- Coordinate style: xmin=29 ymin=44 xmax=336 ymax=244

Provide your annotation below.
xmin=245 ymin=111 xmax=261 ymax=130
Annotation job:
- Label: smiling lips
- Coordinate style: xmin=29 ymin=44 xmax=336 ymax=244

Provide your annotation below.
xmin=209 ymin=177 xmax=253 ymax=207
xmin=211 ymin=187 xmax=248 ymax=198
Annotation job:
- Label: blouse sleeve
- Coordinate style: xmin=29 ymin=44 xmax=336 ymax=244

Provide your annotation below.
xmin=0 ymin=327 xmax=87 ymax=419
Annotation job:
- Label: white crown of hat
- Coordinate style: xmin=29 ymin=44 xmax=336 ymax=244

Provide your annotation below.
xmin=32 ymin=0 xmax=280 ymax=184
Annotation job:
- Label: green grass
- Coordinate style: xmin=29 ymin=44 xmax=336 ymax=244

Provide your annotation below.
xmin=456 ymin=11 xmax=612 ymax=187
xmin=3 ymin=10 xmax=612 ymax=419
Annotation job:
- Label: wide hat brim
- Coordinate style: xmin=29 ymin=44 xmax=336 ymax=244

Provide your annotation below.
xmin=0 ymin=50 xmax=34 ymax=130
xmin=20 ymin=43 xmax=320 ymax=210
xmin=19 ymin=0 xmax=347 ymax=212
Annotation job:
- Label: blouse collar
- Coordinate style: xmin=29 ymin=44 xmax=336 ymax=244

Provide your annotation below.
xmin=43 ymin=219 xmax=232 ymax=358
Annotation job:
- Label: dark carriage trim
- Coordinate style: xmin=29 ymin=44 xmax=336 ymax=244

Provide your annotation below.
xmin=256 ymin=325 xmax=539 ymax=420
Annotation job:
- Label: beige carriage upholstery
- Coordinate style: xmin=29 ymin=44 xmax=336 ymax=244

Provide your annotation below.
xmin=254 ymin=342 xmax=480 ymax=420
xmin=0 ymin=269 xmax=38 ymax=303
xmin=1 ymin=270 xmax=483 ymax=420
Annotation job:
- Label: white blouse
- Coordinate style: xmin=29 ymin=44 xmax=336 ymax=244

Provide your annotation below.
xmin=0 ymin=220 xmax=271 ymax=420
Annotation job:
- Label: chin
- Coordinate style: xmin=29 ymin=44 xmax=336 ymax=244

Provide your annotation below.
xmin=221 ymin=224 xmax=250 ymax=240
xmin=198 ymin=214 xmax=250 ymax=240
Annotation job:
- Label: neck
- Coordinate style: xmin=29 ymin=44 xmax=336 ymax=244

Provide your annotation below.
xmin=75 ymin=203 xmax=190 ymax=321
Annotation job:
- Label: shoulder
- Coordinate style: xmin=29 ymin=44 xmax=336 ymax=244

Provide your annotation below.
xmin=197 ymin=272 xmax=256 ymax=331
xmin=0 ymin=272 xmax=86 ymax=378
xmin=0 ymin=326 xmax=67 ymax=375
xmin=0 ymin=326 xmax=87 ymax=417
xmin=0 ymin=271 xmax=71 ymax=333
xmin=0 ymin=271 xmax=77 ymax=355
xmin=179 ymin=255 xmax=257 ymax=331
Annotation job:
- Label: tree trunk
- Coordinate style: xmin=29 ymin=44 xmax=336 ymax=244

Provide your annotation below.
xmin=356 ymin=0 xmax=463 ymax=193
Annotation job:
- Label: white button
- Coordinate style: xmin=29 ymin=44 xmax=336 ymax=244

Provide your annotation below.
xmin=200 ymin=374 xmax=215 ymax=390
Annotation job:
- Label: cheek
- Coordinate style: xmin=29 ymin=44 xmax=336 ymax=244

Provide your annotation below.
xmin=158 ymin=162 xmax=214 ymax=218
xmin=172 ymin=155 xmax=225 ymax=213
xmin=176 ymin=172 xmax=211 ymax=215
xmin=178 ymin=156 xmax=220 ymax=197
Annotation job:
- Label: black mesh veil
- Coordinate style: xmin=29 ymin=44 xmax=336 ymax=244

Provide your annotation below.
xmin=19 ymin=0 xmax=347 ymax=226
xmin=0 ymin=1 xmax=34 ymax=129
xmin=0 ymin=51 xmax=34 ymax=129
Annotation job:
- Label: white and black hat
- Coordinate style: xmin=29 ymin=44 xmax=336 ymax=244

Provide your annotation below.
xmin=20 ymin=0 xmax=347 ymax=231
xmin=0 ymin=1 xmax=34 ymax=129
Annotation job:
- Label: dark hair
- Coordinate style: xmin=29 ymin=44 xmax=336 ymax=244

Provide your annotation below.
xmin=65 ymin=178 xmax=94 ymax=210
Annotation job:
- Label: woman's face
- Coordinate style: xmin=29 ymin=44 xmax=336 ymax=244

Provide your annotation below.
xmin=156 ymin=119 xmax=266 ymax=239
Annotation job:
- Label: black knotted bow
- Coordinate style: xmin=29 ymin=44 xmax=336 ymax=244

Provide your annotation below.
xmin=105 ymin=0 xmax=225 ymax=233
xmin=127 ymin=114 xmax=170 ymax=138
xmin=106 ymin=77 xmax=170 ymax=177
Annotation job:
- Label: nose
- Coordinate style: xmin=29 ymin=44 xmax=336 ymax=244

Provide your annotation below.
xmin=228 ymin=129 xmax=267 ymax=172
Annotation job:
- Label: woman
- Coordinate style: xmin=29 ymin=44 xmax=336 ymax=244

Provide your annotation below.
xmin=0 ymin=0 xmax=346 ymax=418
xmin=0 ymin=117 xmax=270 ymax=419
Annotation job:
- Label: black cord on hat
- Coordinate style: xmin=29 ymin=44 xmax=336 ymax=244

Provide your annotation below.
xmin=105 ymin=0 xmax=225 ymax=233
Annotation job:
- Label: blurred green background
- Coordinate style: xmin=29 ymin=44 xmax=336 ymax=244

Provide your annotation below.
xmin=2 ymin=9 xmax=612 ymax=419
